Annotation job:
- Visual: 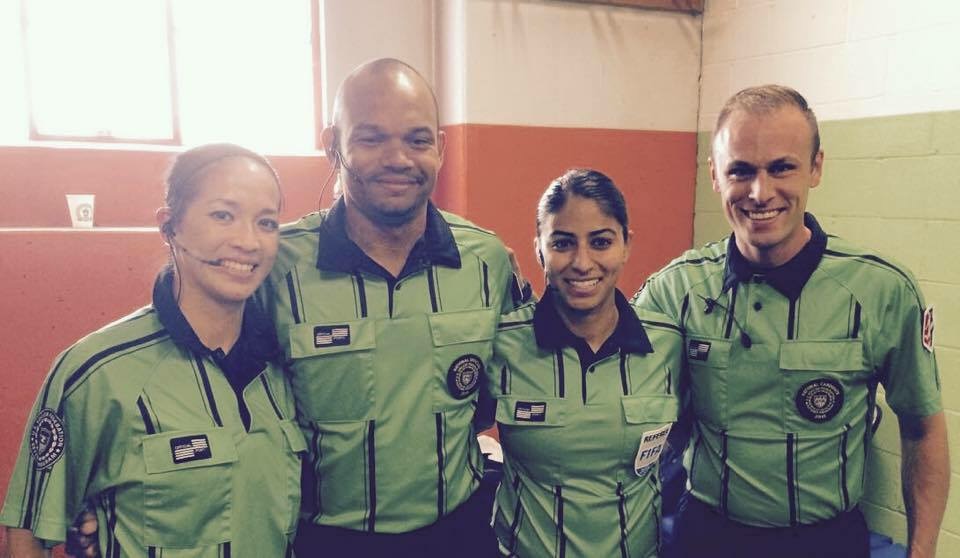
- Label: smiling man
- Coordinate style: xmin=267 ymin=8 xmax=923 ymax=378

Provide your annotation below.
xmin=633 ymin=85 xmax=948 ymax=557
xmin=265 ymin=59 xmax=524 ymax=557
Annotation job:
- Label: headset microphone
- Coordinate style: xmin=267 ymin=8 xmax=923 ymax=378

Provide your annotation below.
xmin=168 ymin=232 xmax=222 ymax=267
xmin=697 ymin=294 xmax=753 ymax=348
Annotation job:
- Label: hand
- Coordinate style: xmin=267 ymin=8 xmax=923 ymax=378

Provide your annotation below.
xmin=65 ymin=509 xmax=99 ymax=558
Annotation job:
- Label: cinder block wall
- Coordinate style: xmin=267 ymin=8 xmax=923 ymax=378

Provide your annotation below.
xmin=694 ymin=0 xmax=960 ymax=553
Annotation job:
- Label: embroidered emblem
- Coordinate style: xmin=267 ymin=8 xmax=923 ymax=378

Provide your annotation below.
xmin=922 ymin=306 xmax=935 ymax=353
xmin=171 ymin=435 xmax=212 ymax=464
xmin=30 ymin=408 xmax=66 ymax=470
xmin=447 ymin=354 xmax=483 ymax=399
xmin=514 ymin=401 xmax=546 ymax=422
xmin=795 ymin=379 xmax=844 ymax=423
xmin=314 ymin=325 xmax=350 ymax=348
xmin=687 ymin=340 xmax=711 ymax=361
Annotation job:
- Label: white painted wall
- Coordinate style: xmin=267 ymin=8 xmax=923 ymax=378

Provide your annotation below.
xmin=439 ymin=0 xmax=702 ymax=131
xmin=700 ymin=0 xmax=960 ymax=130
xmin=320 ymin=0 xmax=436 ymax=125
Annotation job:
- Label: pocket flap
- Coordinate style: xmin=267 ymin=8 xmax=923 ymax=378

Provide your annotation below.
xmin=287 ymin=319 xmax=375 ymax=358
xmin=279 ymin=419 xmax=308 ymax=453
xmin=143 ymin=428 xmax=238 ymax=473
xmin=495 ymin=396 xmax=566 ymax=426
xmin=779 ymin=340 xmax=864 ymax=371
xmin=622 ymin=394 xmax=679 ymax=424
xmin=428 ymin=308 xmax=497 ymax=347
xmin=685 ymin=337 xmax=732 ymax=368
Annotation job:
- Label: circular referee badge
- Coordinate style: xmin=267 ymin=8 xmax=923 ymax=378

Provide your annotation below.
xmin=795 ymin=379 xmax=844 ymax=423
xmin=30 ymin=408 xmax=66 ymax=470
xmin=447 ymin=354 xmax=483 ymax=399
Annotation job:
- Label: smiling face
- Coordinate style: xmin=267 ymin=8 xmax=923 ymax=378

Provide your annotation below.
xmin=161 ymin=156 xmax=281 ymax=310
xmin=710 ymin=106 xmax=824 ymax=267
xmin=537 ymin=195 xmax=632 ymax=318
xmin=327 ymin=64 xmax=445 ymax=228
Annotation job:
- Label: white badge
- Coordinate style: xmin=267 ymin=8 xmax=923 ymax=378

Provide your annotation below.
xmin=634 ymin=423 xmax=672 ymax=477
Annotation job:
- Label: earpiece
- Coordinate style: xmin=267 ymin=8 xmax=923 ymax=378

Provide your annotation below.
xmin=537 ymin=249 xmax=545 ymax=267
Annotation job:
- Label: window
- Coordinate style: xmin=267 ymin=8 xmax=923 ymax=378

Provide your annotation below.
xmin=1 ymin=0 xmax=320 ymax=153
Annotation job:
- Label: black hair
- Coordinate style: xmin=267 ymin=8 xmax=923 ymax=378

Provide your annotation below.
xmin=163 ymin=143 xmax=282 ymax=235
xmin=536 ymin=168 xmax=629 ymax=240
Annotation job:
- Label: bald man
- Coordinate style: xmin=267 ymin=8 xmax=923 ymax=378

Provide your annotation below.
xmin=265 ymin=58 xmax=523 ymax=556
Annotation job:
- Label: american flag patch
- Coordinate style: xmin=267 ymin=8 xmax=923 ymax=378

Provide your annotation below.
xmin=514 ymin=401 xmax=546 ymax=422
xmin=314 ymin=325 xmax=351 ymax=348
xmin=687 ymin=340 xmax=711 ymax=361
xmin=170 ymin=435 xmax=212 ymax=464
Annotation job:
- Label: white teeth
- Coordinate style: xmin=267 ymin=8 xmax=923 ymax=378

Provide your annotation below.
xmin=745 ymin=209 xmax=780 ymax=220
xmin=219 ymin=260 xmax=255 ymax=273
xmin=569 ymin=279 xmax=600 ymax=288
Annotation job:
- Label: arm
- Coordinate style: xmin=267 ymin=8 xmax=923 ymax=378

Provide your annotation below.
xmin=899 ymin=411 xmax=949 ymax=558
xmin=2 ymin=527 xmax=50 ymax=558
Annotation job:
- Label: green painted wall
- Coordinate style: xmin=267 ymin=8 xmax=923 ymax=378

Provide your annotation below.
xmin=692 ymin=109 xmax=960 ymax=554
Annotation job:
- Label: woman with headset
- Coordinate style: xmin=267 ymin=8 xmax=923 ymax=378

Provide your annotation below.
xmin=487 ymin=169 xmax=683 ymax=558
xmin=0 ymin=144 xmax=303 ymax=557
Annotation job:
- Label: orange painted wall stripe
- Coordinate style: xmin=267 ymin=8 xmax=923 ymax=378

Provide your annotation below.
xmin=440 ymin=123 xmax=697 ymax=295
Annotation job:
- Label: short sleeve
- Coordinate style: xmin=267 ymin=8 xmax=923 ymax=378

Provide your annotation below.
xmin=876 ymin=281 xmax=941 ymax=418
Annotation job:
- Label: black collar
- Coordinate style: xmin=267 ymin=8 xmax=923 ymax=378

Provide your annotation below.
xmin=152 ymin=268 xmax=280 ymax=369
xmin=315 ymin=197 xmax=462 ymax=278
xmin=723 ymin=212 xmax=828 ymax=301
xmin=533 ymin=287 xmax=653 ymax=355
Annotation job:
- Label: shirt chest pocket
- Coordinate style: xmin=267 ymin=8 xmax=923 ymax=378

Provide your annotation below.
xmin=685 ymin=337 xmax=732 ymax=426
xmin=428 ymin=308 xmax=497 ymax=411
xmin=496 ymin=396 xmax=567 ymax=483
xmin=141 ymin=428 xmax=238 ymax=548
xmin=622 ymin=394 xmax=680 ymax=477
xmin=287 ymin=319 xmax=376 ymax=422
xmin=779 ymin=340 xmax=865 ymax=429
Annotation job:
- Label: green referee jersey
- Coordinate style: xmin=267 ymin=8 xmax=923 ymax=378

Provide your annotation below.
xmin=632 ymin=213 xmax=941 ymax=527
xmin=265 ymin=199 xmax=518 ymax=533
xmin=0 ymin=270 xmax=304 ymax=557
xmin=490 ymin=288 xmax=682 ymax=558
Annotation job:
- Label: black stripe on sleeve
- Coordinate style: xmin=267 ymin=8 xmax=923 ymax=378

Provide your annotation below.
xmin=222 ymin=541 xmax=232 ymax=557
xmin=435 ymin=412 xmax=447 ymax=519
xmin=787 ymin=433 xmax=798 ymax=526
xmin=20 ymin=468 xmax=43 ymax=529
xmin=147 ymin=547 xmax=157 ymax=558
xmin=137 ymin=396 xmax=157 ymax=434
xmin=366 ymin=420 xmax=377 ymax=532
xmin=286 ymin=271 xmax=301 ymax=324
xmin=554 ymin=486 xmax=566 ymax=558
xmin=500 ymin=365 xmax=509 ymax=395
xmin=63 ymin=330 xmax=168 ymax=394
xmin=195 ymin=357 xmax=223 ymax=427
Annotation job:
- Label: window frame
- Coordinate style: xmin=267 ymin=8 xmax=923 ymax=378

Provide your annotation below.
xmin=18 ymin=0 xmax=323 ymax=151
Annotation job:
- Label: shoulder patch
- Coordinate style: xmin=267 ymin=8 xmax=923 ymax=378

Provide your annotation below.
xmin=30 ymin=408 xmax=66 ymax=470
xmin=922 ymin=306 xmax=935 ymax=353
